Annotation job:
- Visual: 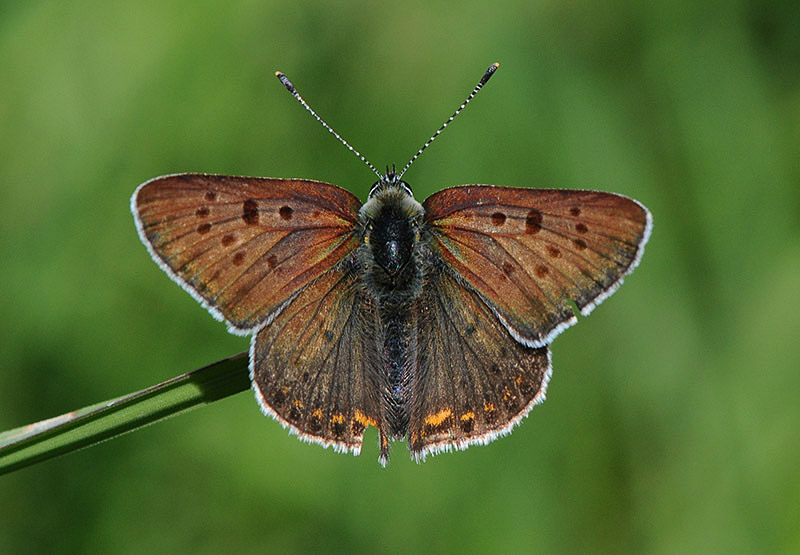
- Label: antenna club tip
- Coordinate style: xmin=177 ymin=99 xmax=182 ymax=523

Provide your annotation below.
xmin=276 ymin=71 xmax=296 ymax=93
xmin=480 ymin=62 xmax=500 ymax=85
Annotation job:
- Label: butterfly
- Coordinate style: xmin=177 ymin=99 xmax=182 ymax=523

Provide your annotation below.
xmin=131 ymin=63 xmax=652 ymax=465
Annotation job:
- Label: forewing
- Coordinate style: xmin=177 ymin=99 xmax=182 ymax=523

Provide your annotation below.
xmin=424 ymin=186 xmax=652 ymax=347
xmin=409 ymin=265 xmax=552 ymax=461
xmin=250 ymin=256 xmax=389 ymax=462
xmin=132 ymin=174 xmax=361 ymax=332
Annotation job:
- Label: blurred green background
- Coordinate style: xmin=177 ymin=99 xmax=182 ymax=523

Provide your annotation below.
xmin=2 ymin=1 xmax=799 ymax=552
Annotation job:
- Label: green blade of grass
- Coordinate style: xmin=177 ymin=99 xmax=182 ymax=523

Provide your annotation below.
xmin=0 ymin=351 xmax=250 ymax=475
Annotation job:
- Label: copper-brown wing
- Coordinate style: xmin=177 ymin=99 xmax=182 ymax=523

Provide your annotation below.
xmin=132 ymin=174 xmax=361 ymax=332
xmin=408 ymin=263 xmax=552 ymax=460
xmin=424 ymin=186 xmax=652 ymax=347
xmin=250 ymin=255 xmax=389 ymax=462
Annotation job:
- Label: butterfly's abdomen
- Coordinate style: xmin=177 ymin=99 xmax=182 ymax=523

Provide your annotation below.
xmin=382 ymin=309 xmax=416 ymax=437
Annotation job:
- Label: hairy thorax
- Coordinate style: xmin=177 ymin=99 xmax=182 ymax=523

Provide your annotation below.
xmin=357 ymin=186 xmax=426 ymax=304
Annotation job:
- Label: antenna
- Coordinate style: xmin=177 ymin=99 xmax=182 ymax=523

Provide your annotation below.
xmin=398 ymin=62 xmax=499 ymax=179
xmin=276 ymin=71 xmax=383 ymax=180
xmin=276 ymin=63 xmax=500 ymax=182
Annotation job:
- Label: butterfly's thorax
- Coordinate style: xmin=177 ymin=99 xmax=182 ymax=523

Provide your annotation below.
xmin=358 ymin=182 xmax=425 ymax=299
xmin=358 ymin=179 xmax=426 ymax=436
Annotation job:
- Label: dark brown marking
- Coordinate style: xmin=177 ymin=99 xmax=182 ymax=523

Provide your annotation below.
xmin=242 ymin=199 xmax=259 ymax=225
xmin=526 ymin=209 xmax=543 ymax=234
xmin=351 ymin=419 xmax=365 ymax=436
xmin=205 ymin=191 xmax=217 ymax=202
xmin=491 ymin=212 xmax=507 ymax=226
xmin=484 ymin=406 xmax=498 ymax=425
xmin=333 ymin=420 xmax=347 ymax=438
xmin=279 ymin=205 xmax=294 ymax=221
xmin=576 ymin=222 xmax=588 ymax=234
xmin=323 ymin=330 xmax=334 ymax=342
xmin=221 ymin=234 xmax=236 ymax=246
xmin=232 ymin=251 xmax=246 ymax=266
xmin=573 ymin=238 xmax=588 ymax=250
xmin=460 ymin=418 xmax=474 ymax=434
xmin=272 ymin=389 xmax=286 ymax=407
xmin=197 ymin=223 xmax=211 ymax=234
xmin=535 ymin=265 xmax=549 ymax=278
xmin=502 ymin=261 xmax=515 ymax=276
xmin=546 ymin=245 xmax=561 ymax=258
xmin=196 ymin=207 xmax=209 ymax=218
xmin=308 ymin=416 xmax=322 ymax=433
xmin=570 ymin=207 xmax=581 ymax=217
xmin=289 ymin=405 xmax=301 ymax=421
xmin=267 ymin=254 xmax=278 ymax=269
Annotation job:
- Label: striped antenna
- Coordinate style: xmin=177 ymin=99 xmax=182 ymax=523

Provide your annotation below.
xmin=276 ymin=71 xmax=383 ymax=180
xmin=398 ymin=62 xmax=499 ymax=179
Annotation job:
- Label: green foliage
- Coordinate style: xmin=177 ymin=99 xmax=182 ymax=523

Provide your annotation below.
xmin=0 ymin=353 xmax=249 ymax=475
xmin=1 ymin=1 xmax=798 ymax=552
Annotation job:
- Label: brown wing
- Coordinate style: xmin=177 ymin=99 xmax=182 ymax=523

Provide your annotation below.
xmin=132 ymin=174 xmax=361 ymax=332
xmin=250 ymin=256 xmax=389 ymax=463
xmin=409 ymin=264 xmax=552 ymax=461
xmin=424 ymin=186 xmax=651 ymax=347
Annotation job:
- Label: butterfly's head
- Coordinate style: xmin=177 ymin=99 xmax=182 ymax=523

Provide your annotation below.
xmin=367 ymin=166 xmax=414 ymax=199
